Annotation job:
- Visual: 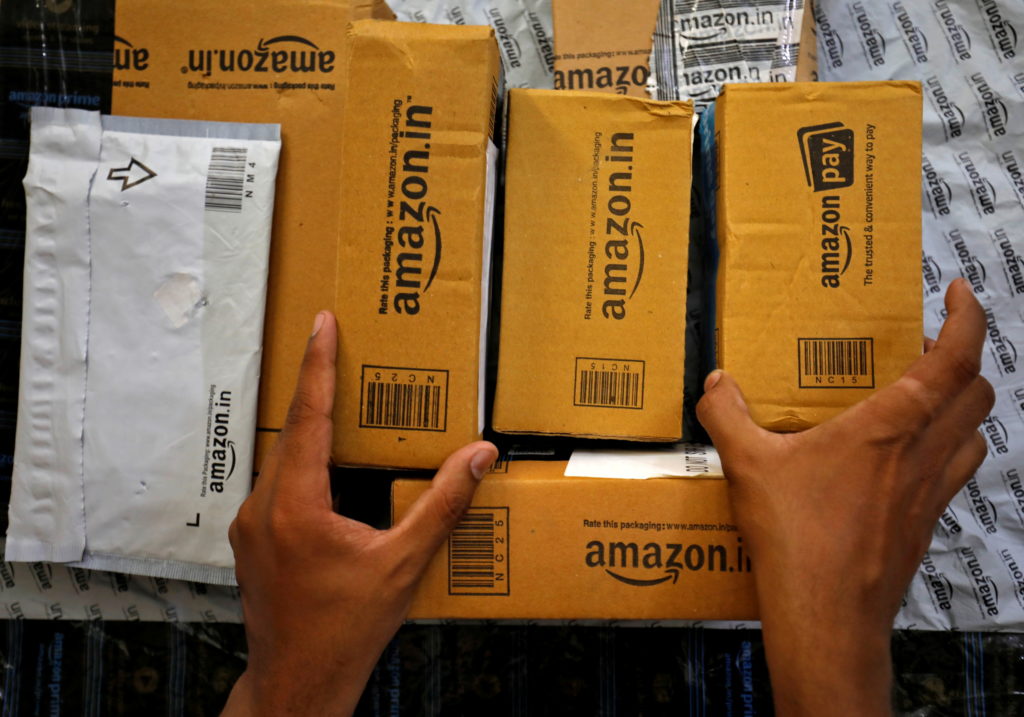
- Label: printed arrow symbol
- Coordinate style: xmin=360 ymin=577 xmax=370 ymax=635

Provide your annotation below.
xmin=186 ymin=513 xmax=201 ymax=527
xmin=107 ymin=157 xmax=157 ymax=191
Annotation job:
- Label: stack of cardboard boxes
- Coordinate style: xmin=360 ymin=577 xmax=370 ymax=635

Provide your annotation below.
xmin=106 ymin=4 xmax=922 ymax=620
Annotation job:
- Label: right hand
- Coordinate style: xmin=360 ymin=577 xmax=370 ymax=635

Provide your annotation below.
xmin=696 ymin=278 xmax=993 ymax=715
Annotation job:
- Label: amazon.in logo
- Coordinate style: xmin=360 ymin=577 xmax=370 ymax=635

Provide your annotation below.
xmin=677 ymin=6 xmax=779 ymax=42
xmin=597 ymin=132 xmax=644 ymax=320
xmin=114 ymin=36 xmax=149 ymax=71
xmin=203 ymin=386 xmax=238 ymax=495
xmin=182 ymin=35 xmax=335 ymax=77
xmin=850 ymin=2 xmax=888 ymax=68
xmin=382 ymin=99 xmax=441 ymax=316
xmin=891 ymin=1 xmax=929 ymax=63
xmin=584 ymin=537 xmax=750 ymax=587
xmin=814 ymin=4 xmax=845 ymax=69
xmin=488 ymin=8 xmax=522 ymax=69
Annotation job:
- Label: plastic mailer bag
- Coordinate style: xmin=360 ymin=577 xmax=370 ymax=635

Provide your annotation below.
xmin=6 ymin=107 xmax=281 ymax=585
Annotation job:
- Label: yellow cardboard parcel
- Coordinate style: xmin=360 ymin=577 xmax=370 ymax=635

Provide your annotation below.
xmin=111 ymin=0 xmax=393 ymax=471
xmin=710 ymin=82 xmax=923 ymax=431
xmin=392 ymin=460 xmax=757 ymax=620
xmin=334 ymin=21 xmax=501 ymax=468
xmin=551 ymin=0 xmax=661 ymax=98
xmin=494 ymin=89 xmax=692 ymax=441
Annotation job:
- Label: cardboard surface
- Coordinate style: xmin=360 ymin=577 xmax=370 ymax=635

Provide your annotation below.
xmin=551 ymin=0 xmax=661 ymax=97
xmin=494 ymin=89 xmax=691 ymax=441
xmin=796 ymin=0 xmax=819 ymax=82
xmin=334 ymin=21 xmax=500 ymax=468
xmin=393 ymin=460 xmax=757 ymax=620
xmin=110 ymin=0 xmax=394 ymax=471
xmin=705 ymin=81 xmax=923 ymax=431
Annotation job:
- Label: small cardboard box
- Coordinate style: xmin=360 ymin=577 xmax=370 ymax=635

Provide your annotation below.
xmin=551 ymin=0 xmax=661 ymax=97
xmin=494 ymin=89 xmax=692 ymax=441
xmin=392 ymin=459 xmax=757 ymax=620
xmin=334 ymin=21 xmax=501 ymax=468
xmin=110 ymin=0 xmax=393 ymax=470
xmin=701 ymin=82 xmax=922 ymax=431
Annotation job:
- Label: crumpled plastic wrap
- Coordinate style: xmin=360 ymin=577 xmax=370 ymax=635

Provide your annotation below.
xmin=387 ymin=0 xmax=555 ymax=88
xmin=814 ymin=0 xmax=1024 ymax=633
xmin=651 ymin=0 xmax=806 ymax=104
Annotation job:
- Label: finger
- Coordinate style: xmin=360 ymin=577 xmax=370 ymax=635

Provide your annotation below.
xmin=921 ymin=374 xmax=995 ymax=466
xmin=696 ymin=370 xmax=769 ymax=470
xmin=937 ymin=432 xmax=988 ymax=507
xmin=924 ymin=336 xmax=935 ymax=353
xmin=393 ymin=441 xmax=498 ymax=567
xmin=901 ymin=279 xmax=986 ymax=414
xmin=272 ymin=311 xmax=338 ymax=496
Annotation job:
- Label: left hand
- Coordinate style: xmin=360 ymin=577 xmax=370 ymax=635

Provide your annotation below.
xmin=221 ymin=311 xmax=498 ymax=716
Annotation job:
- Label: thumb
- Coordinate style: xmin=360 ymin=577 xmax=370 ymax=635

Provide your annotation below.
xmin=696 ymin=370 xmax=765 ymax=461
xmin=393 ymin=441 xmax=499 ymax=567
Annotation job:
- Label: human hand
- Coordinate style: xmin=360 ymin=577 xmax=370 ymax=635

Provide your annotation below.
xmin=697 ymin=279 xmax=993 ymax=716
xmin=221 ymin=311 xmax=498 ymax=716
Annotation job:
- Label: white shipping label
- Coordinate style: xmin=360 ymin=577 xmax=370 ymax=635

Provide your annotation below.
xmin=566 ymin=444 xmax=724 ymax=479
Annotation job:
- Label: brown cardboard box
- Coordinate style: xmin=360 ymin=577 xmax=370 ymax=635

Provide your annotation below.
xmin=334 ymin=21 xmax=501 ymax=468
xmin=796 ymin=0 xmax=819 ymax=82
xmin=708 ymin=81 xmax=922 ymax=431
xmin=551 ymin=0 xmax=661 ymax=97
xmin=111 ymin=0 xmax=393 ymax=470
xmin=494 ymin=89 xmax=692 ymax=441
xmin=392 ymin=459 xmax=757 ymax=620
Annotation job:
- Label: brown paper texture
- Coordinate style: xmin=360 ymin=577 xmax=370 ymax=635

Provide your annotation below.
xmin=393 ymin=459 xmax=757 ymax=620
xmin=494 ymin=89 xmax=692 ymax=441
xmin=552 ymin=0 xmax=661 ymax=97
xmin=334 ymin=21 xmax=500 ymax=468
xmin=712 ymin=81 xmax=923 ymax=430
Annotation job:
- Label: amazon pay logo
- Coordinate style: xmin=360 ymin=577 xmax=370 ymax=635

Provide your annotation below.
xmin=798 ymin=122 xmax=854 ymax=191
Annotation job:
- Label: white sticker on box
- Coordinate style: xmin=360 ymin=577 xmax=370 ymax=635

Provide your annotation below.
xmin=566 ymin=444 xmax=724 ymax=479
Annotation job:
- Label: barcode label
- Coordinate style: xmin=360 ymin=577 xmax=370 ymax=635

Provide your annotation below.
xmin=798 ymin=338 xmax=875 ymax=388
xmin=204 ymin=147 xmax=248 ymax=212
xmin=448 ymin=508 xmax=509 ymax=596
xmin=359 ymin=365 xmax=448 ymax=431
xmin=574 ymin=357 xmax=645 ymax=409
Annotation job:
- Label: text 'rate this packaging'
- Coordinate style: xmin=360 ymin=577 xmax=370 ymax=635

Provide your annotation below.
xmin=494 ymin=90 xmax=692 ymax=441
xmin=393 ymin=459 xmax=756 ymax=620
xmin=335 ymin=21 xmax=501 ymax=469
xmin=111 ymin=0 xmax=393 ymax=471
xmin=702 ymin=82 xmax=923 ymax=431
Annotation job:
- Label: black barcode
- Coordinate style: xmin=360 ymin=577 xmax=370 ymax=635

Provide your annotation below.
xmin=204 ymin=147 xmax=247 ymax=212
xmin=363 ymin=382 xmax=442 ymax=429
xmin=450 ymin=512 xmax=496 ymax=590
xmin=577 ymin=370 xmax=642 ymax=408
xmin=802 ymin=339 xmax=869 ymax=376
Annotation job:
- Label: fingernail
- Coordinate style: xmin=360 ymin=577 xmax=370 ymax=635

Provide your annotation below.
xmin=470 ymin=448 xmax=494 ymax=481
xmin=704 ymin=370 xmax=723 ymax=392
xmin=311 ymin=311 xmax=326 ymax=337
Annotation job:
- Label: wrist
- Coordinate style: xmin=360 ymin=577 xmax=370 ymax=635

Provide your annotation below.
xmin=757 ymin=596 xmax=894 ymax=716
xmin=221 ymin=665 xmax=365 ymax=717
